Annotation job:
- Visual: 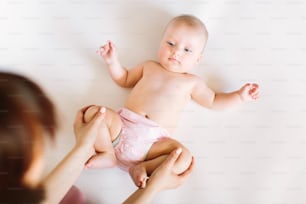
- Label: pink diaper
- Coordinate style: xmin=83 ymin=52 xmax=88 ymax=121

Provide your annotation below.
xmin=114 ymin=108 xmax=170 ymax=171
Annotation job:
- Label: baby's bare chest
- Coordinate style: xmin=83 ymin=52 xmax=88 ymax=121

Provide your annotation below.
xmin=140 ymin=71 xmax=194 ymax=95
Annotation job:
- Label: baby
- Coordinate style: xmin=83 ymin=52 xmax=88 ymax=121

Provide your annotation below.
xmin=85 ymin=14 xmax=259 ymax=188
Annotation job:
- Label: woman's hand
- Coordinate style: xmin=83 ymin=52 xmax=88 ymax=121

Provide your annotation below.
xmin=147 ymin=148 xmax=195 ymax=192
xmin=123 ymin=148 xmax=194 ymax=204
xmin=73 ymin=106 xmax=105 ymax=156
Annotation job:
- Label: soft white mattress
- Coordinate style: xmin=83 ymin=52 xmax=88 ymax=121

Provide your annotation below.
xmin=1 ymin=0 xmax=306 ymax=203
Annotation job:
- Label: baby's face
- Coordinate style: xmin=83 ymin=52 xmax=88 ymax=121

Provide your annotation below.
xmin=158 ymin=23 xmax=206 ymax=73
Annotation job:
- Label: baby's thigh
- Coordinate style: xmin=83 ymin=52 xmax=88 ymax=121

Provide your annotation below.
xmin=147 ymin=138 xmax=192 ymax=174
xmin=94 ymin=107 xmax=122 ymax=151
xmin=103 ymin=107 xmax=122 ymax=141
xmin=85 ymin=105 xmax=122 ymax=141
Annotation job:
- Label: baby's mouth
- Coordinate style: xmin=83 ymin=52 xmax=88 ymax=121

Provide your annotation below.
xmin=168 ymin=57 xmax=179 ymax=63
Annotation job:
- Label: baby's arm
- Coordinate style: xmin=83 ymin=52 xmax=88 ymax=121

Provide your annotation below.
xmin=97 ymin=41 xmax=144 ymax=88
xmin=192 ymin=77 xmax=259 ymax=110
xmin=213 ymin=83 xmax=259 ymax=109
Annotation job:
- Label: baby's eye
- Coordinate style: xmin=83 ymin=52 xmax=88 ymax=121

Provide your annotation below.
xmin=184 ymin=48 xmax=192 ymax=53
xmin=167 ymin=41 xmax=174 ymax=46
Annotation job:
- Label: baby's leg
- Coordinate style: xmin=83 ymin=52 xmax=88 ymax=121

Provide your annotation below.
xmin=146 ymin=138 xmax=193 ymax=174
xmin=84 ymin=106 xmax=122 ymax=168
xmin=129 ymin=138 xmax=192 ymax=188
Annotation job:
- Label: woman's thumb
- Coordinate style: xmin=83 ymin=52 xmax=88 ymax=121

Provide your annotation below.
xmin=162 ymin=148 xmax=182 ymax=168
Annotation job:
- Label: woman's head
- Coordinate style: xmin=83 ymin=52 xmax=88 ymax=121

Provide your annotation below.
xmin=0 ymin=72 xmax=57 ymax=203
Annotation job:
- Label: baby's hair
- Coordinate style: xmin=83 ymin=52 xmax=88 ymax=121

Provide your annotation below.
xmin=168 ymin=14 xmax=208 ymax=39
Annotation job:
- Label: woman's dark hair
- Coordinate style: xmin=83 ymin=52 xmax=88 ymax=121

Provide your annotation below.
xmin=0 ymin=72 xmax=57 ymax=203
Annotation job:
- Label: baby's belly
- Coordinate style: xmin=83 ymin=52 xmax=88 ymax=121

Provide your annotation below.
xmin=124 ymin=103 xmax=179 ymax=133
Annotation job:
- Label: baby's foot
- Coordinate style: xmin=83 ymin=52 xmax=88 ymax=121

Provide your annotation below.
xmin=129 ymin=164 xmax=148 ymax=188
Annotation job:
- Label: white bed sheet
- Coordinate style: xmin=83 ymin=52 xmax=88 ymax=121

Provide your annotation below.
xmin=1 ymin=0 xmax=306 ymax=203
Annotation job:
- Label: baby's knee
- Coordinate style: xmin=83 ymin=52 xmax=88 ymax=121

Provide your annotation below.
xmin=84 ymin=105 xmax=100 ymax=123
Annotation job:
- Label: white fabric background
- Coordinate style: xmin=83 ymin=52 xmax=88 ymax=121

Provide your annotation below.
xmin=1 ymin=0 xmax=306 ymax=203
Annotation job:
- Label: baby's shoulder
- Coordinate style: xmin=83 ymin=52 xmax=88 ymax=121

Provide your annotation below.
xmin=183 ymin=73 xmax=207 ymax=87
xmin=141 ymin=60 xmax=161 ymax=72
xmin=143 ymin=60 xmax=159 ymax=67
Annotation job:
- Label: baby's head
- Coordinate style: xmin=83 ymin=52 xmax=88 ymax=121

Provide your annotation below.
xmin=158 ymin=15 xmax=208 ymax=73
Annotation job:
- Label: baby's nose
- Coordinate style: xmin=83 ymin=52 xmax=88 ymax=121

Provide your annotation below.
xmin=173 ymin=47 xmax=182 ymax=56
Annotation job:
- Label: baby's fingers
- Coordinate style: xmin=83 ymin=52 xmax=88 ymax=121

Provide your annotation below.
xmin=96 ymin=43 xmax=110 ymax=55
xmin=96 ymin=47 xmax=104 ymax=56
xmin=108 ymin=41 xmax=115 ymax=50
xmin=250 ymin=84 xmax=259 ymax=94
xmin=101 ymin=44 xmax=110 ymax=55
xmin=251 ymin=83 xmax=259 ymax=89
xmin=249 ymin=87 xmax=259 ymax=99
xmin=252 ymin=92 xmax=260 ymax=100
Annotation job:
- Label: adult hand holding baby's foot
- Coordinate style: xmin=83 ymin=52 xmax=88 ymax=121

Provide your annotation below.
xmin=239 ymin=83 xmax=260 ymax=101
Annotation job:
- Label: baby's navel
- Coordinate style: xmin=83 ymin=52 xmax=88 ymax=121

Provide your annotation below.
xmin=139 ymin=111 xmax=149 ymax=119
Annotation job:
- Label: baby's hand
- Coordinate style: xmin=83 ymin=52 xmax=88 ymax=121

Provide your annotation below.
xmin=96 ymin=41 xmax=118 ymax=65
xmin=238 ymin=83 xmax=259 ymax=101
